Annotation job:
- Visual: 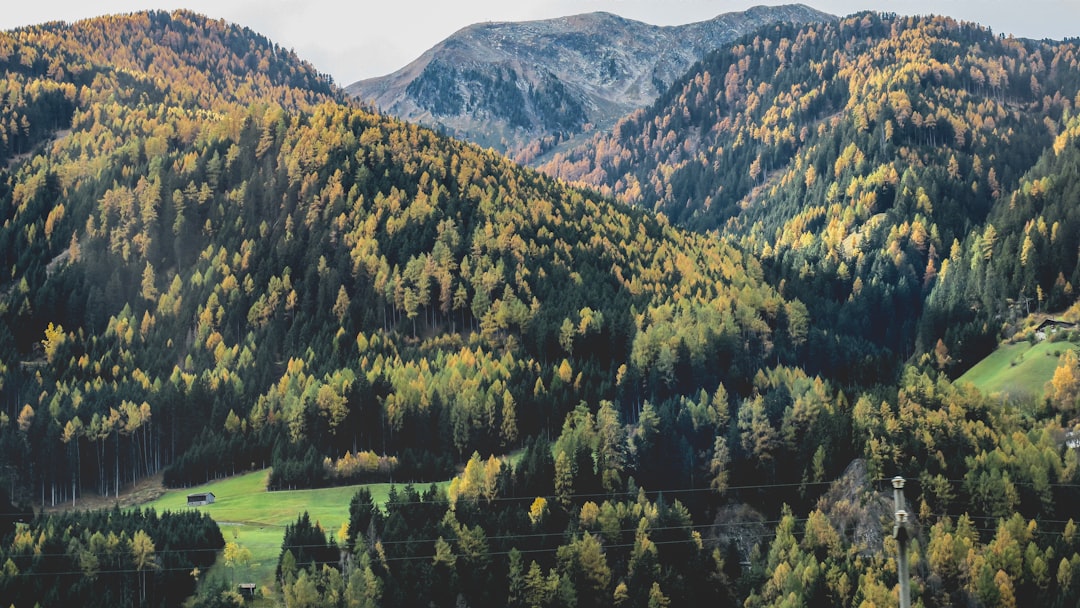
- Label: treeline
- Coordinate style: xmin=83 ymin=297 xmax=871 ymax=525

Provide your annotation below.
xmin=275 ymin=462 xmax=733 ymax=607
xmin=161 ymin=427 xmax=274 ymax=488
xmin=0 ymin=507 xmax=223 ymax=608
xmin=263 ymin=359 xmax=1080 ymax=607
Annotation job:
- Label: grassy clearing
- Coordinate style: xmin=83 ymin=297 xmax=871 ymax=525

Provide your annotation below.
xmin=142 ymin=469 xmax=446 ymax=593
xmin=957 ymin=338 xmax=1078 ymax=400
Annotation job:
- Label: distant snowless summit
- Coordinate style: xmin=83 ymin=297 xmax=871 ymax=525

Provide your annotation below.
xmin=347 ymin=4 xmax=835 ymax=163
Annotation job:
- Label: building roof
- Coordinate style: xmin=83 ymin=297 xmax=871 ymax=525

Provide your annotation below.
xmin=1036 ymin=318 xmax=1076 ymax=331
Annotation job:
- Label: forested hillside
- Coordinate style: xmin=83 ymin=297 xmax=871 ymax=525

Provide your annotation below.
xmin=542 ymin=13 xmax=1080 ymax=383
xmin=0 ymin=9 xmax=796 ymax=509
xmin=2 ymin=9 xmax=1080 ymax=608
xmin=0 ymin=507 xmax=222 ymax=607
xmin=923 ymin=114 xmax=1080 ymax=374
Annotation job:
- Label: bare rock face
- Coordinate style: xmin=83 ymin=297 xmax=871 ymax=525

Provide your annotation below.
xmin=816 ymin=459 xmax=900 ymax=556
xmin=347 ymin=5 xmax=835 ymax=162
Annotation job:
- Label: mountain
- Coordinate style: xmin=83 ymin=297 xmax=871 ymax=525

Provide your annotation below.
xmin=0 ymin=9 xmax=791 ymax=513
xmin=346 ymin=4 xmax=834 ymax=163
xmin=541 ymin=12 xmax=1080 ymax=382
xmin=0 ymin=10 xmax=809 ymax=606
xmin=4 ymin=9 xmax=1080 ymax=608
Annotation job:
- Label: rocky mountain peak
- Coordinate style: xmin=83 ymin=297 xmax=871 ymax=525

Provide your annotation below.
xmin=347 ymin=4 xmax=835 ymax=163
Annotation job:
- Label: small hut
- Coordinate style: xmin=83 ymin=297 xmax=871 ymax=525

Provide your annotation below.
xmin=186 ymin=492 xmax=215 ymax=506
xmin=1035 ymin=318 xmax=1077 ymax=340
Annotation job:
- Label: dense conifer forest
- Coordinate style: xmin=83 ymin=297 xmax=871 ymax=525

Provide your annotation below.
xmin=0 ymin=8 xmax=1079 ymax=608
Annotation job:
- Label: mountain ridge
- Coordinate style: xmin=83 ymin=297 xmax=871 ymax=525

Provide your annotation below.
xmin=347 ymin=4 xmax=835 ymax=162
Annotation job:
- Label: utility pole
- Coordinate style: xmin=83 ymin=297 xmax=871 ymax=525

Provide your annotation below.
xmin=892 ymin=476 xmax=911 ymax=608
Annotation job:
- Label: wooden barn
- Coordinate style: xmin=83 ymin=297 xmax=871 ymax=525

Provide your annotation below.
xmin=186 ymin=492 xmax=215 ymax=506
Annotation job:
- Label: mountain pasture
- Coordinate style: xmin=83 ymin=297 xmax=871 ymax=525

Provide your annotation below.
xmin=957 ymin=337 xmax=1079 ymax=401
xmin=142 ymin=470 xmax=441 ymax=590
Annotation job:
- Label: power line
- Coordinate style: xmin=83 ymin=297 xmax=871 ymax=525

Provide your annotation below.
xmin=0 ymin=477 xmax=849 ymax=518
xmin=8 ymin=473 xmax=1080 ymax=572
xmin=10 ymin=470 xmax=1080 ymax=521
xmin=3 ymin=518 xmax=798 ymax=560
xmin=6 ymin=472 xmax=1077 ymax=524
xmin=0 ymin=563 xmax=220 ymax=578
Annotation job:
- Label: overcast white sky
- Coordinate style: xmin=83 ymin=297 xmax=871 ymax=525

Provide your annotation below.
xmin=1 ymin=1 xmax=1076 ymax=86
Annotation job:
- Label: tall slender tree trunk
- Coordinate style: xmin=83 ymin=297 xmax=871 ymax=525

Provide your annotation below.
xmin=115 ymin=430 xmax=120 ymax=498
xmin=144 ymin=424 xmax=152 ymax=477
xmin=74 ymin=441 xmax=80 ymax=506
xmin=98 ymin=439 xmax=105 ymax=496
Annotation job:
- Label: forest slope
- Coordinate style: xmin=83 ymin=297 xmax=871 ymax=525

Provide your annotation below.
xmin=0 ymin=9 xmax=794 ymax=512
xmin=542 ymin=12 xmax=1080 ymax=383
xmin=3 ymin=10 xmax=1080 ymax=608
xmin=0 ymin=12 xmax=807 ymax=607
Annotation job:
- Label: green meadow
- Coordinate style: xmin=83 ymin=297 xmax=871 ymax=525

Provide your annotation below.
xmin=142 ymin=469 xmax=445 ymax=592
xmin=956 ymin=337 xmax=1078 ymax=401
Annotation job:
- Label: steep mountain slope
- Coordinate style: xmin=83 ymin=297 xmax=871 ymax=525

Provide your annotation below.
xmin=0 ymin=13 xmax=812 ymax=606
xmin=0 ymin=10 xmax=792 ymax=505
xmin=923 ymin=110 xmax=1080 ymax=372
xmin=542 ymin=13 xmax=1080 ymax=382
xmin=347 ymin=4 xmax=834 ymax=163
